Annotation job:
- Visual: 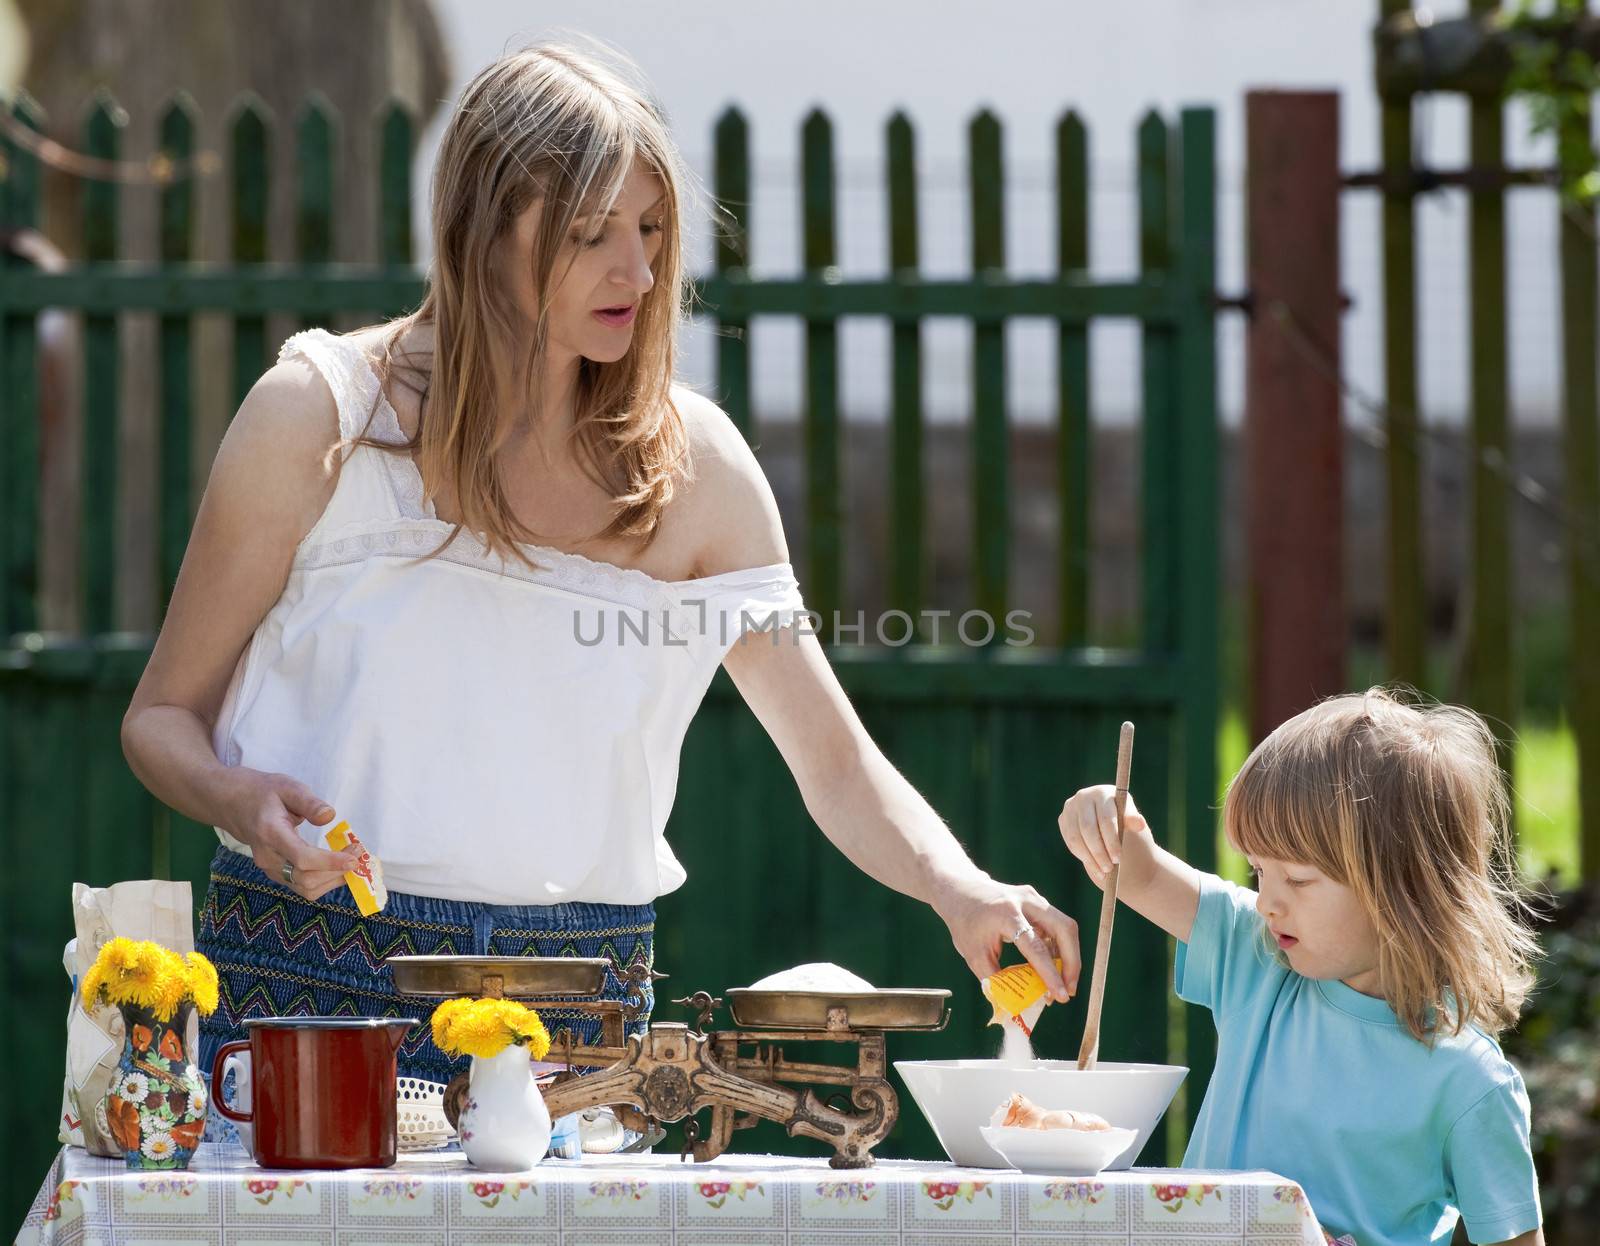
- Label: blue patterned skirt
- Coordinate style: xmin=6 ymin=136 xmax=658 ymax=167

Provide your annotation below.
xmin=196 ymin=844 xmax=655 ymax=1131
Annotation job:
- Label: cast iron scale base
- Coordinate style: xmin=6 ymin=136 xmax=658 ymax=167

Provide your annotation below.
xmin=387 ymin=956 xmax=949 ymax=1168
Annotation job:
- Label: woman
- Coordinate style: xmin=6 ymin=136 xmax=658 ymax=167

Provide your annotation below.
xmin=121 ymin=42 xmax=1079 ymax=1114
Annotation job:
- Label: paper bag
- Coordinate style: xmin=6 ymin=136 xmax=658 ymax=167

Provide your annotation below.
xmin=60 ymin=879 xmax=197 ymax=1155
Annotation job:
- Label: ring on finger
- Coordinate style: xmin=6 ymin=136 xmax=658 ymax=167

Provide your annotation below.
xmin=280 ymin=860 xmax=296 ymax=887
xmin=1010 ymin=920 xmax=1036 ymax=944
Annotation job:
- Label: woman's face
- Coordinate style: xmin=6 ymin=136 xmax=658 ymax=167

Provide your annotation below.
xmin=503 ymin=162 xmax=667 ymax=367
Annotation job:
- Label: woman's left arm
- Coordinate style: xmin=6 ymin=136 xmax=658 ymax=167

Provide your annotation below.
xmin=723 ymin=624 xmax=1080 ymax=1001
xmin=681 ymin=390 xmax=1079 ymax=1001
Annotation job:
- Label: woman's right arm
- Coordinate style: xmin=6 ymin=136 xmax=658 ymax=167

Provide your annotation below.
xmin=121 ymin=355 xmax=361 ymax=900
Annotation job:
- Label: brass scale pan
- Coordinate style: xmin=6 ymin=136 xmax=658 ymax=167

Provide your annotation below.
xmin=387 ymin=956 xmax=950 ymax=1031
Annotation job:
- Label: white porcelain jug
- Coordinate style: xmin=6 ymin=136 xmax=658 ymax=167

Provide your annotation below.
xmin=458 ymin=1045 xmax=552 ymax=1170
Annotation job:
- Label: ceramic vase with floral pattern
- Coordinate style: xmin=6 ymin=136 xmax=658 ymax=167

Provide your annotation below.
xmin=103 ymin=1001 xmax=207 ymax=1169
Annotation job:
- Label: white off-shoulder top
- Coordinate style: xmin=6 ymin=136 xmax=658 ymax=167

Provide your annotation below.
xmin=210 ymin=328 xmax=807 ymax=905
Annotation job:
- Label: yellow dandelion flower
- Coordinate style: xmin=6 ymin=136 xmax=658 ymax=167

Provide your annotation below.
xmin=132 ymin=945 xmax=188 ymax=1019
xmin=149 ymin=959 xmax=191 ymax=1021
xmin=79 ymin=953 xmax=111 ymax=1013
xmin=80 ymin=937 xmax=140 ymax=1010
xmin=185 ymin=953 xmax=219 ymax=1016
xmin=512 ymin=1008 xmax=551 ymax=1062
xmin=430 ymin=997 xmax=473 ymax=1050
xmin=82 ymin=938 xmax=157 ymax=1011
xmin=429 ymin=997 xmax=550 ymax=1060
xmin=451 ymin=1009 xmax=506 ymax=1059
xmin=81 ymin=938 xmax=212 ymax=1021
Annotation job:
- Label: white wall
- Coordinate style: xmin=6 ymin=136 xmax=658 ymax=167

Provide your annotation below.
xmin=421 ymin=0 xmax=1574 ymax=427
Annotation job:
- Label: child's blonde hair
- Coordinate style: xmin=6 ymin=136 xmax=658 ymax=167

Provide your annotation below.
xmin=1223 ymin=687 xmax=1541 ymax=1044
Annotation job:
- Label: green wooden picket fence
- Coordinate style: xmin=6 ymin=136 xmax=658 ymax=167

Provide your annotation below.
xmin=1368 ymin=0 xmax=1600 ymax=878
xmin=0 ymin=90 xmax=1218 ymax=1229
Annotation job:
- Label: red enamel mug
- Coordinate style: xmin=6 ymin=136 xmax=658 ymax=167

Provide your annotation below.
xmin=212 ymin=1016 xmax=417 ymax=1169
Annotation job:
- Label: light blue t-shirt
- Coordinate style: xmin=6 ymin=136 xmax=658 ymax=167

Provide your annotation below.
xmin=1176 ymin=871 xmax=1541 ymax=1246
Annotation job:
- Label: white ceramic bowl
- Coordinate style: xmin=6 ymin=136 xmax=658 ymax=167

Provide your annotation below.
xmin=895 ymin=1059 xmax=1187 ymax=1169
xmin=979 ymin=1123 xmax=1140 ymax=1175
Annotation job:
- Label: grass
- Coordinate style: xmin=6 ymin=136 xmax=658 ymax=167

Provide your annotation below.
xmin=1213 ymin=709 xmax=1581 ymax=889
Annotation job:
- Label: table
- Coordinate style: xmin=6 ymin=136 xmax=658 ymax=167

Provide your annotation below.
xmin=17 ymin=1142 xmax=1351 ymax=1245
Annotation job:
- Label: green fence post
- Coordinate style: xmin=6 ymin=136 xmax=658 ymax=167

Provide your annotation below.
xmin=970 ymin=110 xmax=1008 ymax=637
xmin=83 ymin=93 xmax=124 ymax=636
xmin=802 ymin=109 xmax=841 ymax=644
xmin=713 ymin=107 xmax=753 ymax=442
xmin=1465 ymin=0 xmax=1515 ymax=784
xmin=0 ymin=91 xmax=44 ymax=1232
xmin=1378 ymin=0 xmax=1425 ymax=690
xmin=1139 ymin=106 xmax=1181 ymax=1162
xmin=231 ymin=95 xmax=270 ymax=412
xmin=887 ymin=111 xmax=924 ymax=634
xmin=1 ymin=94 xmax=43 ymax=637
xmin=298 ymin=93 xmax=336 ymax=333
xmin=379 ymin=102 xmax=414 ymax=274
xmin=1057 ymin=109 xmax=1091 ymax=649
xmin=1139 ymin=111 xmax=1177 ymax=656
xmin=157 ymin=94 xmax=197 ymax=613
xmin=1177 ymin=104 xmax=1220 ymax=1146
xmin=151 ymin=93 xmax=197 ymax=886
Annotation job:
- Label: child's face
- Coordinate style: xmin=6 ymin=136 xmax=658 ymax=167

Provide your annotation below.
xmin=1242 ymin=852 xmax=1383 ymax=997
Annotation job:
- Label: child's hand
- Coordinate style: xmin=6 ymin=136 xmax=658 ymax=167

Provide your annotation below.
xmin=1059 ymin=785 xmax=1150 ymax=890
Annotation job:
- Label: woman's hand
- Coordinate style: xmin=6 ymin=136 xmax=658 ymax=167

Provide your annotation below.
xmin=930 ymin=872 xmax=1081 ymax=1002
xmin=219 ymin=768 xmax=360 ymax=902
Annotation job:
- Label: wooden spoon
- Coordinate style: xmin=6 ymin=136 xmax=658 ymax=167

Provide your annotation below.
xmin=1076 ymin=721 xmax=1135 ymax=1071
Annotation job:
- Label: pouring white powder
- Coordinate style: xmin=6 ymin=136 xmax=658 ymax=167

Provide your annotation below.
xmin=998 ymin=1017 xmax=1036 ymax=1064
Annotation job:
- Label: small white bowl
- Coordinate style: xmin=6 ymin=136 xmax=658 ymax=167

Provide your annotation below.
xmin=979 ymin=1123 xmax=1140 ymax=1175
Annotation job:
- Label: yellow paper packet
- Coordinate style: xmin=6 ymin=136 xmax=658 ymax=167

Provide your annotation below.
xmin=981 ymin=959 xmax=1064 ymax=1037
xmin=324 ymin=820 xmax=388 ymax=916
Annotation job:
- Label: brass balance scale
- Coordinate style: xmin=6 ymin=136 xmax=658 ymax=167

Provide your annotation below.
xmin=386 ymin=955 xmax=950 ymax=1168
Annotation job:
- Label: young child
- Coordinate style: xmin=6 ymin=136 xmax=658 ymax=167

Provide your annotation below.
xmin=1060 ymin=688 xmax=1544 ymax=1246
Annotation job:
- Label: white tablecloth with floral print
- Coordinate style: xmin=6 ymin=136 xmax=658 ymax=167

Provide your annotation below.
xmin=16 ymin=1142 xmax=1353 ymax=1245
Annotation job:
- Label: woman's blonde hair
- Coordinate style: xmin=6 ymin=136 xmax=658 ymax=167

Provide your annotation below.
xmin=348 ymin=39 xmax=694 ymax=564
xmin=1223 ymin=687 xmax=1541 ymax=1045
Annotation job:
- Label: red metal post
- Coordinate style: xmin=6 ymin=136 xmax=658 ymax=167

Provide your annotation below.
xmin=1244 ymin=91 xmax=1345 ymax=743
